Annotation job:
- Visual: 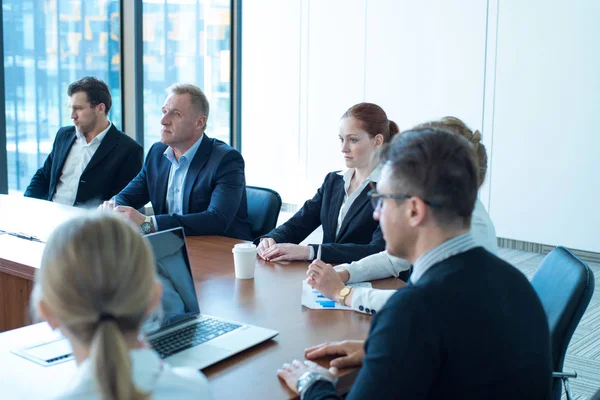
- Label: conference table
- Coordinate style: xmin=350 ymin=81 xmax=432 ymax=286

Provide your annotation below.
xmin=0 ymin=194 xmax=404 ymax=398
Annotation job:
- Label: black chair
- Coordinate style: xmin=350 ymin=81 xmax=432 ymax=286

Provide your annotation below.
xmin=246 ymin=186 xmax=282 ymax=239
xmin=530 ymin=246 xmax=595 ymax=400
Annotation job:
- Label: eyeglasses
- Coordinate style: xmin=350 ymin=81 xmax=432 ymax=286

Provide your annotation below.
xmin=367 ymin=188 xmax=441 ymax=210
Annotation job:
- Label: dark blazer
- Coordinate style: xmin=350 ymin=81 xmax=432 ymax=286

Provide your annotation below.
xmin=24 ymin=125 xmax=143 ymax=207
xmin=262 ymin=171 xmax=384 ymax=263
xmin=115 ymin=135 xmax=252 ymax=240
xmin=306 ymin=247 xmax=553 ymax=400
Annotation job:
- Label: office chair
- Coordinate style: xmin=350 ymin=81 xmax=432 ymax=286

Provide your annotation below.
xmin=246 ymin=186 xmax=282 ymax=239
xmin=530 ymin=246 xmax=595 ymax=400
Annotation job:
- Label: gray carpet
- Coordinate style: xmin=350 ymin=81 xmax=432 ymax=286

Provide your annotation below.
xmin=499 ymin=248 xmax=600 ymax=400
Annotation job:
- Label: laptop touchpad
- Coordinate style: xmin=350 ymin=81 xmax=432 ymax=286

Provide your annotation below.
xmin=165 ymin=343 xmax=231 ymax=370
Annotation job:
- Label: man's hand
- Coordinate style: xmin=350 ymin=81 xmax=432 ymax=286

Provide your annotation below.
xmin=114 ymin=206 xmax=145 ymax=227
xmin=98 ymin=199 xmax=116 ymax=211
xmin=307 ymin=260 xmax=346 ymax=301
xmin=304 ymin=340 xmax=365 ymax=369
xmin=277 ymin=359 xmax=337 ymax=395
xmin=261 ymin=244 xmax=311 ymax=262
xmin=257 ymin=237 xmax=276 ymax=260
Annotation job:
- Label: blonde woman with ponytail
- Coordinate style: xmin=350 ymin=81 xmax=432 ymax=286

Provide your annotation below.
xmin=306 ymin=117 xmax=498 ymax=314
xmin=33 ymin=213 xmax=211 ymax=399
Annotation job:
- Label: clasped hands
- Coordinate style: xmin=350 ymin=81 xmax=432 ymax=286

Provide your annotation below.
xmin=277 ymin=340 xmax=366 ymax=394
xmin=257 ymin=238 xmax=312 ymax=262
xmin=98 ymin=200 xmax=146 ymax=227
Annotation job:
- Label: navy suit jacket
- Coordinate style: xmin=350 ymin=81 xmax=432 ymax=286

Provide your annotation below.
xmin=263 ymin=171 xmax=385 ymax=263
xmin=115 ymin=135 xmax=252 ymax=240
xmin=24 ymin=125 xmax=143 ymax=207
xmin=305 ymin=248 xmax=553 ymax=400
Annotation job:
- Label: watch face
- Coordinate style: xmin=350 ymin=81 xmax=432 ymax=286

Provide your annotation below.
xmin=340 ymin=287 xmax=351 ymax=296
xmin=141 ymin=221 xmax=152 ymax=234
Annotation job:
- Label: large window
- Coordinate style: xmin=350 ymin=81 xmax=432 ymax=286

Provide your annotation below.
xmin=2 ymin=0 xmax=121 ymax=193
xmin=142 ymin=0 xmax=231 ymax=152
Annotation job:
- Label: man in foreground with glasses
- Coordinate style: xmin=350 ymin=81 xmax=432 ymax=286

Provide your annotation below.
xmin=278 ymin=128 xmax=552 ymax=399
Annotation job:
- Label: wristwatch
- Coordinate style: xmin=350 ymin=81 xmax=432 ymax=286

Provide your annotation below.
xmin=140 ymin=216 xmax=153 ymax=234
xmin=296 ymin=371 xmax=335 ymax=399
xmin=338 ymin=286 xmax=352 ymax=306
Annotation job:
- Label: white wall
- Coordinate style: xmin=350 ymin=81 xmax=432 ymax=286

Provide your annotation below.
xmin=242 ymin=0 xmax=488 ymax=204
xmin=242 ymin=0 xmax=600 ymax=252
xmin=486 ymin=0 xmax=600 ymax=252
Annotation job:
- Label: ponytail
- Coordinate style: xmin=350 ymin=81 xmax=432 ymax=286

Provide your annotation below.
xmin=91 ymin=319 xmax=148 ymax=400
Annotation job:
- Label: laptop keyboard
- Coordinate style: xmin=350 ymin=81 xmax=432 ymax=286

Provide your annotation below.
xmin=149 ymin=318 xmax=241 ymax=359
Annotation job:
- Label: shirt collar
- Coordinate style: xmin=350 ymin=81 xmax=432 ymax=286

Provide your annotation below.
xmin=337 ymin=163 xmax=383 ymax=184
xmin=76 ymin=121 xmax=112 ymax=144
xmin=164 ymin=134 xmax=204 ymax=166
xmin=410 ymin=232 xmax=479 ymax=284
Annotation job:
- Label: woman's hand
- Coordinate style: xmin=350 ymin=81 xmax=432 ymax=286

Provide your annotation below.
xmin=257 ymin=237 xmax=276 ymax=260
xmin=261 ymin=244 xmax=311 ymax=262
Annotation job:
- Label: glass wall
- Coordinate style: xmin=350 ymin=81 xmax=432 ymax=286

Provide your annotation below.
xmin=2 ymin=0 xmax=121 ymax=193
xmin=142 ymin=0 xmax=231 ymax=152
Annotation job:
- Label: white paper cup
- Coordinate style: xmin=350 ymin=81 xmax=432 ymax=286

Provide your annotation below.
xmin=232 ymin=243 xmax=257 ymax=279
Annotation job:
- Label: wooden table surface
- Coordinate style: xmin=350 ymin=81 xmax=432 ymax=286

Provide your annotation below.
xmin=0 ymin=195 xmax=405 ymax=398
xmin=186 ymin=236 xmax=404 ymax=398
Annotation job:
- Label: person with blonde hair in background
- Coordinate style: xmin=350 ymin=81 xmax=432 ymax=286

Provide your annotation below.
xmin=307 ymin=117 xmax=498 ymax=315
xmin=32 ymin=214 xmax=210 ymax=399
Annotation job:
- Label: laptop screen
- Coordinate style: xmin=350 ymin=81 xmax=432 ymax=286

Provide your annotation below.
xmin=143 ymin=227 xmax=200 ymax=334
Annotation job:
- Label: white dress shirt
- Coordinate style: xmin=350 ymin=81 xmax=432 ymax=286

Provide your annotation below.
xmin=334 ymin=198 xmax=498 ymax=314
xmin=54 ymin=348 xmax=211 ymax=399
xmin=53 ymin=122 xmax=112 ymax=206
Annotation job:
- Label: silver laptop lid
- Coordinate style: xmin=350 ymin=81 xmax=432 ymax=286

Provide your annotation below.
xmin=143 ymin=227 xmax=200 ymax=334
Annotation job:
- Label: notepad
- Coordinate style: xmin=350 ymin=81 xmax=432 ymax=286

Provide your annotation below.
xmin=12 ymin=337 xmax=74 ymax=367
xmin=301 ymin=280 xmax=372 ymax=310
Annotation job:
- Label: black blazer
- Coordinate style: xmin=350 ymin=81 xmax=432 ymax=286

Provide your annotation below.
xmin=305 ymin=248 xmax=553 ymax=400
xmin=115 ymin=135 xmax=253 ymax=240
xmin=24 ymin=125 xmax=143 ymax=207
xmin=263 ymin=171 xmax=385 ymax=263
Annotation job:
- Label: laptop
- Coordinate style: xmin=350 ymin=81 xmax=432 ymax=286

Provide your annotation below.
xmin=143 ymin=227 xmax=278 ymax=369
xmin=13 ymin=227 xmax=278 ymax=370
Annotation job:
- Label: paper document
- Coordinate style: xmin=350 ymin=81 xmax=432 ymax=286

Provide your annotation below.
xmin=301 ymin=280 xmax=372 ymax=310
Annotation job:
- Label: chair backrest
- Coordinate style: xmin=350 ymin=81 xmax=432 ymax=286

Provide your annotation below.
xmin=530 ymin=246 xmax=595 ymax=399
xmin=246 ymin=186 xmax=282 ymax=239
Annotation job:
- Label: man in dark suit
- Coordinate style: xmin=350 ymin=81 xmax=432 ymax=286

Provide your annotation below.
xmin=102 ymin=83 xmax=252 ymax=240
xmin=278 ymin=128 xmax=553 ymax=399
xmin=24 ymin=77 xmax=143 ymax=207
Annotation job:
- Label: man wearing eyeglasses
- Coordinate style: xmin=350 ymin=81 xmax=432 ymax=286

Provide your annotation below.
xmin=278 ymin=128 xmax=552 ymax=399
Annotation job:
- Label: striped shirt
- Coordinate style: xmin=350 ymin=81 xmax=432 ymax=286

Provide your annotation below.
xmin=410 ymin=233 xmax=479 ymax=284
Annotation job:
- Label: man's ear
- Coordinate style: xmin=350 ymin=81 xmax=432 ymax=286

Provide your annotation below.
xmin=38 ymin=300 xmax=61 ymax=330
xmin=196 ymin=115 xmax=208 ymax=132
xmin=407 ymin=197 xmax=428 ymax=227
xmin=95 ymin=103 xmax=106 ymax=114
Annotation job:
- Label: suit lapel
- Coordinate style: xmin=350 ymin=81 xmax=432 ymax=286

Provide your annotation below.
xmin=154 ymin=154 xmax=172 ymax=215
xmin=81 ymin=125 xmax=119 ymax=174
xmin=327 ymin=176 xmax=345 ymax=240
xmin=336 ymin=185 xmax=370 ymax=240
xmin=56 ymin=132 xmax=77 ymax=178
xmin=182 ymin=135 xmax=212 ymax=214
